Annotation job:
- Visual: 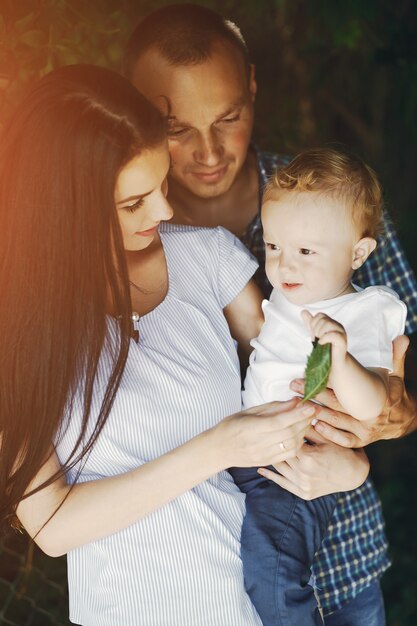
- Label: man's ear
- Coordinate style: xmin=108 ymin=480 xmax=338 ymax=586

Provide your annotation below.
xmin=352 ymin=237 xmax=377 ymax=270
xmin=249 ymin=64 xmax=257 ymax=102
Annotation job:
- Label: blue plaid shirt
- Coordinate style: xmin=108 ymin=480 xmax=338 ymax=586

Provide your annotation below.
xmin=241 ymin=149 xmax=417 ymax=614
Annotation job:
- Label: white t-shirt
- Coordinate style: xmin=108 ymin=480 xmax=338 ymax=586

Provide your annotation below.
xmin=55 ymin=224 xmax=262 ymax=626
xmin=243 ymin=285 xmax=407 ymax=408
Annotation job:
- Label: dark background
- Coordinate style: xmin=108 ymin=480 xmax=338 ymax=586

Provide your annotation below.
xmin=0 ymin=1 xmax=416 ymax=624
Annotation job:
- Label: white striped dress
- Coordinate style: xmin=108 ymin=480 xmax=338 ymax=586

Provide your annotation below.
xmin=55 ymin=224 xmax=262 ymax=626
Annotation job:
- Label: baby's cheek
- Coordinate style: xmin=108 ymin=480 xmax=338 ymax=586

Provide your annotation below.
xmin=265 ymin=261 xmax=278 ymax=288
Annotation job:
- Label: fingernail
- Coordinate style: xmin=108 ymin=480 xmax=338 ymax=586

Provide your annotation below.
xmin=291 ymin=380 xmax=303 ymax=390
xmin=302 ymin=406 xmax=315 ymax=417
xmin=311 ymin=418 xmax=318 ymax=426
xmin=257 ymin=468 xmax=266 ymax=476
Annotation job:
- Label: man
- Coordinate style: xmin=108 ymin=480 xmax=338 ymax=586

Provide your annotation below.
xmin=123 ymin=4 xmax=417 ymax=624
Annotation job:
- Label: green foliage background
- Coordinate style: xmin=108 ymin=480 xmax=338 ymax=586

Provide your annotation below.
xmin=0 ymin=1 xmax=416 ymax=624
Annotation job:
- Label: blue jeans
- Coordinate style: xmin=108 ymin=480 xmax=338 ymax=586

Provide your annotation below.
xmin=323 ymin=581 xmax=386 ymax=626
xmin=230 ymin=467 xmax=338 ymax=626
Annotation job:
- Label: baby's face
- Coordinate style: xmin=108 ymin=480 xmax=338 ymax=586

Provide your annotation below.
xmin=262 ymin=191 xmax=360 ymax=305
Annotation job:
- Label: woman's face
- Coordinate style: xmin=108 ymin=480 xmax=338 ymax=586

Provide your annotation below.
xmin=115 ymin=143 xmax=173 ymax=251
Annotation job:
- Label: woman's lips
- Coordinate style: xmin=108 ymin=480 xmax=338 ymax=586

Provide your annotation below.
xmin=135 ymin=226 xmax=158 ymax=237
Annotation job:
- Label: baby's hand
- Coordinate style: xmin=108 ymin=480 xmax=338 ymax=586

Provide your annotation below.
xmin=301 ymin=311 xmax=347 ymax=361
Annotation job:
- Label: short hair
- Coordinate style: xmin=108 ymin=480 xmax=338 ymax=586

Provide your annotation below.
xmin=263 ymin=147 xmax=383 ymax=238
xmin=123 ymin=3 xmax=250 ymax=79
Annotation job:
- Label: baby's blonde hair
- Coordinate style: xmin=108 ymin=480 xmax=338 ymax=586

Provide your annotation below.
xmin=263 ymin=147 xmax=383 ymax=238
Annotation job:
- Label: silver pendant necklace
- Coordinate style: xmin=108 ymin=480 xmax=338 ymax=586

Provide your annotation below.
xmin=129 ymin=280 xmax=141 ymax=343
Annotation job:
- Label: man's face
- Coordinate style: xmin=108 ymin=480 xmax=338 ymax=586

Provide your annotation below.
xmin=131 ymin=42 xmax=256 ymax=200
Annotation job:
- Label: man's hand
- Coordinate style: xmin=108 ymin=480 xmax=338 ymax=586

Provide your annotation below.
xmin=290 ymin=335 xmax=417 ymax=448
xmin=258 ymin=427 xmax=370 ymax=499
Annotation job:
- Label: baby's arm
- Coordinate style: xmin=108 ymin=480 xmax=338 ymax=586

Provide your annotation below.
xmin=302 ymin=310 xmax=388 ymax=420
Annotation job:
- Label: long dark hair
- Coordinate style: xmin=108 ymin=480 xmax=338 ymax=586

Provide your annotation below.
xmin=0 ymin=64 xmax=166 ymax=531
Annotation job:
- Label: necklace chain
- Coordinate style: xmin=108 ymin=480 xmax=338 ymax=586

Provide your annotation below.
xmin=129 ymin=275 xmax=167 ymax=295
xmin=128 ymin=275 xmax=166 ymax=342
xmin=129 ymin=279 xmax=141 ymax=293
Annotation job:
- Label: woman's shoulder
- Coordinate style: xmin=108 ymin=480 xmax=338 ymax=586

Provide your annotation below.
xmin=159 ymin=222 xmax=235 ymax=242
xmin=159 ymin=222 xmax=253 ymax=262
xmin=159 ymin=222 xmax=257 ymax=305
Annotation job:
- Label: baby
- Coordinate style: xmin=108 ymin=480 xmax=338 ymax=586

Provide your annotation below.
xmin=230 ymin=147 xmax=407 ymax=626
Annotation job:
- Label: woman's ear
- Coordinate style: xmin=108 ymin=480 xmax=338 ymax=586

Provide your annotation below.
xmin=352 ymin=237 xmax=377 ymax=270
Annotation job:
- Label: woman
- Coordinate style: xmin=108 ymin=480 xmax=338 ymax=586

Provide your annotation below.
xmin=0 ymin=65 xmax=368 ymax=626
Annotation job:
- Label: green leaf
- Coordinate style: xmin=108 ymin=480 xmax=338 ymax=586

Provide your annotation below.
xmin=302 ymin=339 xmax=331 ymax=402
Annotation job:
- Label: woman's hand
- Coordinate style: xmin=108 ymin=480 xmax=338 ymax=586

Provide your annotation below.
xmin=289 ymin=335 xmax=417 ymax=447
xmin=215 ymin=398 xmax=315 ymax=469
xmin=257 ymin=427 xmax=370 ymax=499
xmin=17 ymin=398 xmax=314 ymax=556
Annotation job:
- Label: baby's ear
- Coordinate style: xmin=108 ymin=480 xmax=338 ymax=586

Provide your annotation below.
xmin=352 ymin=237 xmax=377 ymax=270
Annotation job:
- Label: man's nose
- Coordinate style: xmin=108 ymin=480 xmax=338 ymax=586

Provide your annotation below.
xmin=193 ymin=130 xmax=224 ymax=166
